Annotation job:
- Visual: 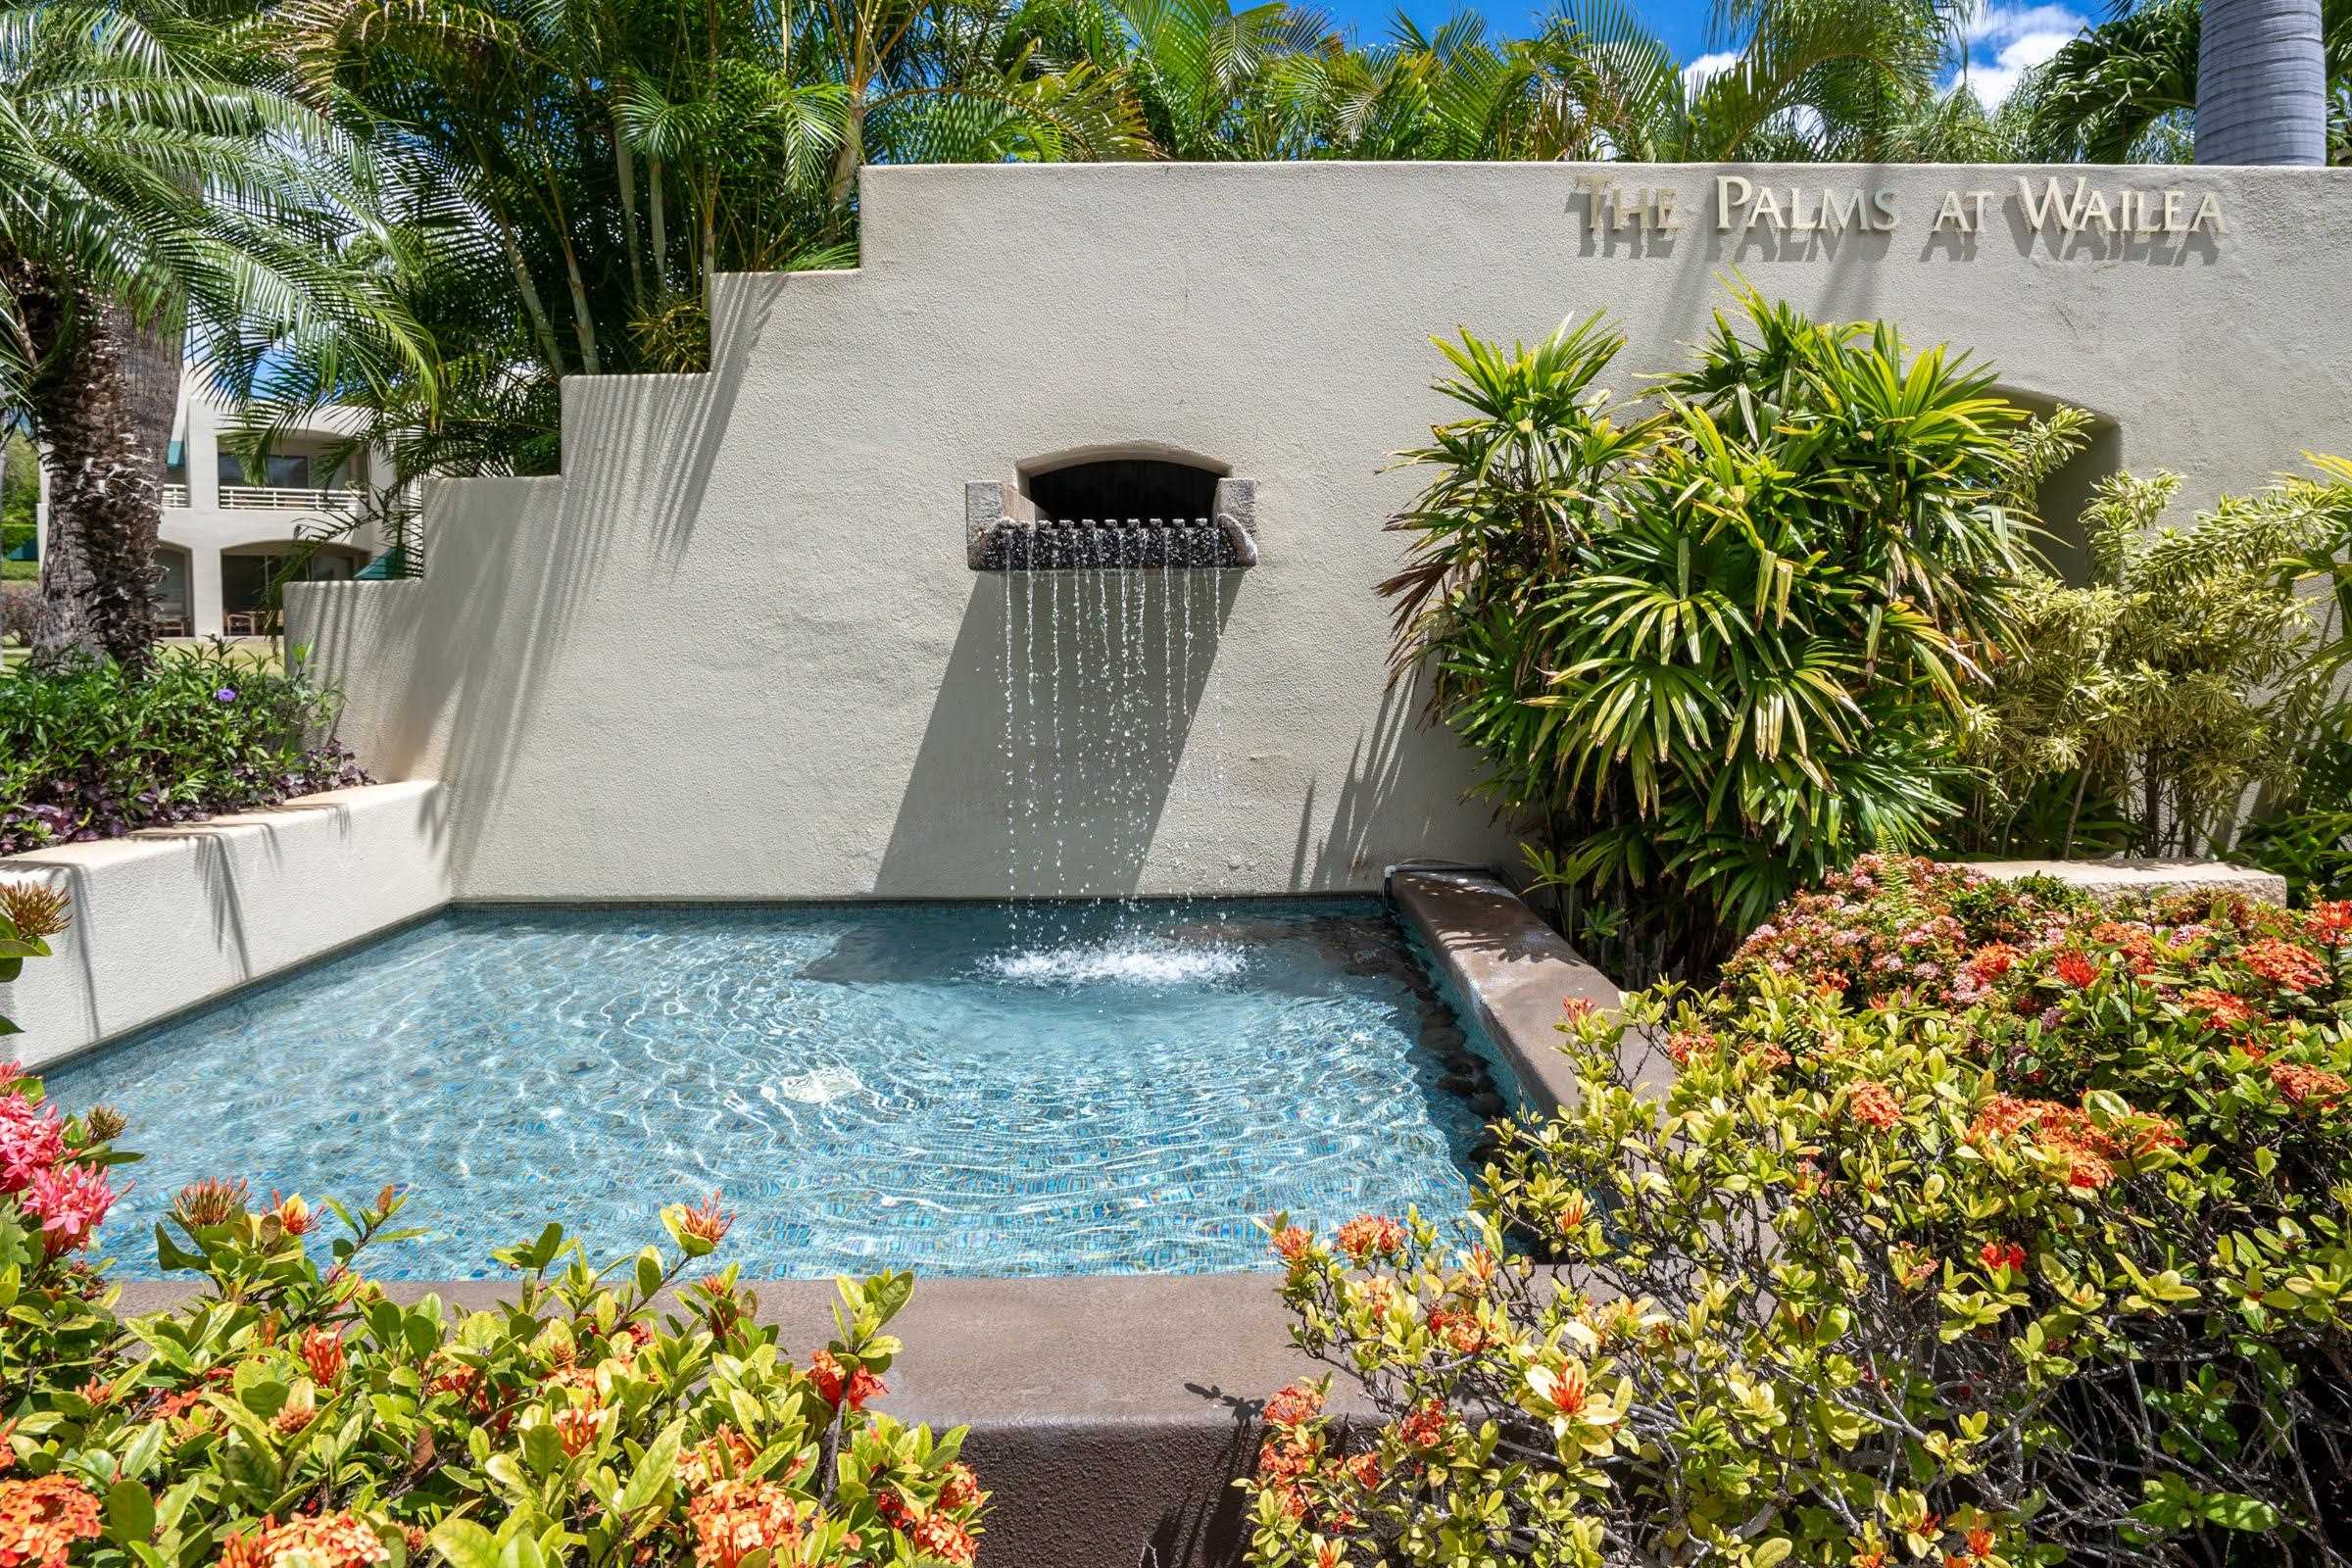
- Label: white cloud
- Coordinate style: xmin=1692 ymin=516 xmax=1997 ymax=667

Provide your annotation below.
xmin=1682 ymin=51 xmax=1741 ymax=92
xmin=1945 ymin=3 xmax=2088 ymax=106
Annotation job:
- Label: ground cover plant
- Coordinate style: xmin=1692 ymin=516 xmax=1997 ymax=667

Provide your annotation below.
xmin=1243 ymin=856 xmax=2352 ymax=1568
xmin=0 ymin=1050 xmax=989 ymax=1567
xmin=0 ymin=644 xmax=363 ymax=855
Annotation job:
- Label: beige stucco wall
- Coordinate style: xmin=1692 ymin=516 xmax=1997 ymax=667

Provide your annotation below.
xmin=0 ymin=783 xmax=450 ymax=1065
xmin=291 ymin=161 xmax=2352 ymax=901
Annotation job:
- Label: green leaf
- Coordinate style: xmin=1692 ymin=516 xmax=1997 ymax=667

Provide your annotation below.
xmin=105 ymin=1480 xmax=156 ymax=1545
xmin=617 ymin=1417 xmax=684 ymax=1512
xmin=428 ymin=1520 xmax=501 ymax=1568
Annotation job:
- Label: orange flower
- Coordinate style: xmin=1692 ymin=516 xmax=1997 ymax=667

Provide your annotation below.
xmin=272 ymin=1404 xmax=317 ymax=1437
xmin=1262 ymin=1382 xmax=1323 ymax=1428
xmin=2180 ymin=986 xmax=2254 ymax=1030
xmin=1963 ymin=943 xmax=2020 ymax=985
xmin=300 ymin=1327 xmax=346 ymax=1386
xmin=936 ymin=1462 xmax=981 ymax=1511
xmin=910 ymin=1512 xmax=976 ymax=1565
xmin=676 ymin=1194 xmax=735 ymax=1249
xmin=1395 ymin=1401 xmax=1450 ymax=1449
xmin=1966 ymin=1526 xmax=1995 ymax=1556
xmin=0 ymin=1475 xmax=103 ymax=1568
xmin=269 ymin=1194 xmax=316 ymax=1236
xmin=1970 ymin=1094 xmax=2176 ymax=1191
xmin=2241 ymin=937 xmax=2328 ymax=993
xmin=2270 ymin=1061 xmax=2351 ymax=1108
xmin=1846 ymin=1080 xmax=1902 ymax=1131
xmin=220 ymin=1512 xmax=388 ymax=1568
xmin=1333 ymin=1215 xmax=1405 ymax=1265
xmin=1269 ymin=1225 xmax=1312 ymax=1264
xmin=679 ymin=1427 xmax=758 ymax=1493
xmin=687 ymin=1481 xmax=808 ymax=1568
xmin=2304 ymin=901 xmax=2352 ymax=946
xmin=2052 ymin=950 xmax=2100 ymax=989
xmin=554 ymin=1403 xmax=606 ymax=1457
xmin=1560 ymin=997 xmax=1599 ymax=1024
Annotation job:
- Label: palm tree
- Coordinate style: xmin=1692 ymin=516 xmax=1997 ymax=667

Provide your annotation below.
xmin=0 ymin=0 xmax=429 ymax=669
xmin=2023 ymin=0 xmax=2347 ymax=164
xmin=2197 ymin=0 xmax=2329 ymax=161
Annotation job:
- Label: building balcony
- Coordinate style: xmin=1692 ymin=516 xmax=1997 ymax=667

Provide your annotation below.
xmin=214 ymin=486 xmax=365 ymax=514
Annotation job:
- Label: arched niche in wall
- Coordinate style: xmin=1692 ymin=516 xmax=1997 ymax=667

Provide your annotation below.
xmin=1994 ymin=388 xmax=2124 ymax=585
xmin=1016 ymin=445 xmax=1228 ymax=523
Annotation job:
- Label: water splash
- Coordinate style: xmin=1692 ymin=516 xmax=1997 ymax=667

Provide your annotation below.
xmin=982 ymin=936 xmax=1247 ymax=988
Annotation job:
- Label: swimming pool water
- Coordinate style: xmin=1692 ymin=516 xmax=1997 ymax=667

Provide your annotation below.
xmin=45 ymin=900 xmax=1518 ymax=1279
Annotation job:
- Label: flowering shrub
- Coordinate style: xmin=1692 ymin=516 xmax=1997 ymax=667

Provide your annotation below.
xmin=1243 ymin=859 xmax=2352 ymax=1567
xmin=0 ymin=646 xmax=364 ymax=855
xmin=0 ymin=882 xmax=70 ymax=1039
xmin=0 ymin=1066 xmax=987 ymax=1568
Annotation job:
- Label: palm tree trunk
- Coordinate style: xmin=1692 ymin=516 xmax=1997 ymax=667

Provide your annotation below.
xmin=2196 ymin=0 xmax=2328 ymax=164
xmin=10 ymin=269 xmax=163 ymax=673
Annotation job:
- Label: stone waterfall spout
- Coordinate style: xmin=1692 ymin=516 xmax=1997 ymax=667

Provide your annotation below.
xmin=964 ymin=478 xmax=1258 ymax=570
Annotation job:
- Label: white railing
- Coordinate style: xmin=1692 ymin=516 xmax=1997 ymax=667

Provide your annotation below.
xmin=161 ymin=483 xmax=190 ymax=508
xmin=218 ymin=485 xmax=362 ymax=513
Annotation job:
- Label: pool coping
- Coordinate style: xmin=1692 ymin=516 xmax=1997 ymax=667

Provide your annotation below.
xmin=1386 ymin=866 xmax=1637 ymax=1111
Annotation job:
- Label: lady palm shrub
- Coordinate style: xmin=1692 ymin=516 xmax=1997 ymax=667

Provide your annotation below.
xmin=0 ymin=646 xmax=363 ymax=855
xmin=0 ymin=1056 xmax=988 ymax=1568
xmin=1242 ymin=858 xmax=2352 ymax=1568
xmin=1386 ymin=291 xmax=2046 ymax=979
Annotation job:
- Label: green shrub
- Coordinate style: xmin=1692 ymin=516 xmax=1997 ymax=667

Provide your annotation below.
xmin=1384 ymin=290 xmax=2057 ymax=980
xmin=1950 ymin=459 xmax=2352 ymax=860
xmin=1244 ymin=859 xmax=2352 ymax=1567
xmin=0 ymin=1060 xmax=989 ymax=1568
xmin=0 ymin=645 xmax=364 ymax=855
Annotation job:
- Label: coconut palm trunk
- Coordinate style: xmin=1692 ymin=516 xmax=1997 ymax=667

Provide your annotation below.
xmin=2196 ymin=0 xmax=2329 ymax=163
xmin=8 ymin=266 xmax=164 ymax=671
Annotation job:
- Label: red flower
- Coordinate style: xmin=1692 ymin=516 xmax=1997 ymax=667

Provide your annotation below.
xmin=1560 ymin=997 xmax=1599 ymax=1024
xmin=270 ymin=1193 xmax=317 ymax=1236
xmin=2052 ymin=950 xmax=2100 ymax=989
xmin=1978 ymin=1240 xmax=2028 ymax=1274
xmin=1333 ymin=1215 xmax=1405 ymax=1265
xmin=0 ymin=1098 xmax=65 ymax=1196
xmin=1963 ymin=943 xmax=2020 ymax=985
xmin=676 ymin=1193 xmax=735 ymax=1249
xmin=1845 ymin=1080 xmax=1903 ymax=1132
xmin=808 ymin=1349 xmax=884 ymax=1411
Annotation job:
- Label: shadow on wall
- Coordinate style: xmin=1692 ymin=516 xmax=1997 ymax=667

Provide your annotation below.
xmin=872 ymin=567 xmax=1243 ymax=898
xmin=292 ymin=275 xmax=780 ymax=891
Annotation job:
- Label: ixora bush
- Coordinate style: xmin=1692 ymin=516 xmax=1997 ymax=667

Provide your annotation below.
xmin=1243 ymin=856 xmax=2352 ymax=1568
xmin=0 ymin=1063 xmax=988 ymax=1567
xmin=1382 ymin=289 xmax=2081 ymax=982
xmin=0 ymin=645 xmax=364 ymax=856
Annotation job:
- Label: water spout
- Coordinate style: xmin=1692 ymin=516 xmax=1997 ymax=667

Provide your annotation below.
xmin=964 ymin=479 xmax=1258 ymax=570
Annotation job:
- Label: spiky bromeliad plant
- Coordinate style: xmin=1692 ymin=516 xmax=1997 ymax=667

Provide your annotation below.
xmin=1384 ymin=289 xmax=2052 ymax=980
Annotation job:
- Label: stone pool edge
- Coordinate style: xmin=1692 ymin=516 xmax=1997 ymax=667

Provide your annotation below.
xmin=0 ymin=781 xmax=453 ymax=1070
xmin=1387 ymin=866 xmax=1641 ymax=1110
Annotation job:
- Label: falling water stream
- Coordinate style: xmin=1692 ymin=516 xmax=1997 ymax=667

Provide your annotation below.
xmin=991 ymin=520 xmax=1231 ymax=982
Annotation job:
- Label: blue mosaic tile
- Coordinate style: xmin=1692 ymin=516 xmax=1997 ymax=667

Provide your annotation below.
xmin=46 ymin=899 xmax=1521 ymax=1279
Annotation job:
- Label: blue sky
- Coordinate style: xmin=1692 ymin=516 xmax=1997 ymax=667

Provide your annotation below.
xmin=1313 ymin=0 xmax=2097 ymax=107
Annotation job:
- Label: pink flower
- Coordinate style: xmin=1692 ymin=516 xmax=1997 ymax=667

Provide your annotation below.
xmin=0 ymin=1099 xmax=66 ymax=1195
xmin=23 ymin=1160 xmax=116 ymax=1255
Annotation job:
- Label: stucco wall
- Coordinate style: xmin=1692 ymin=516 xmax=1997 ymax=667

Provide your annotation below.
xmin=0 ymin=782 xmax=451 ymax=1066
xmin=291 ymin=162 xmax=2352 ymax=901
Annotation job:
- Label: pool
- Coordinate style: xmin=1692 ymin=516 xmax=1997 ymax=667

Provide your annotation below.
xmin=46 ymin=899 xmax=1519 ymax=1278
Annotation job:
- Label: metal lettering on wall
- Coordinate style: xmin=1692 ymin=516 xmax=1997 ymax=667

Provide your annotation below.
xmin=1577 ymin=174 xmax=2228 ymax=241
